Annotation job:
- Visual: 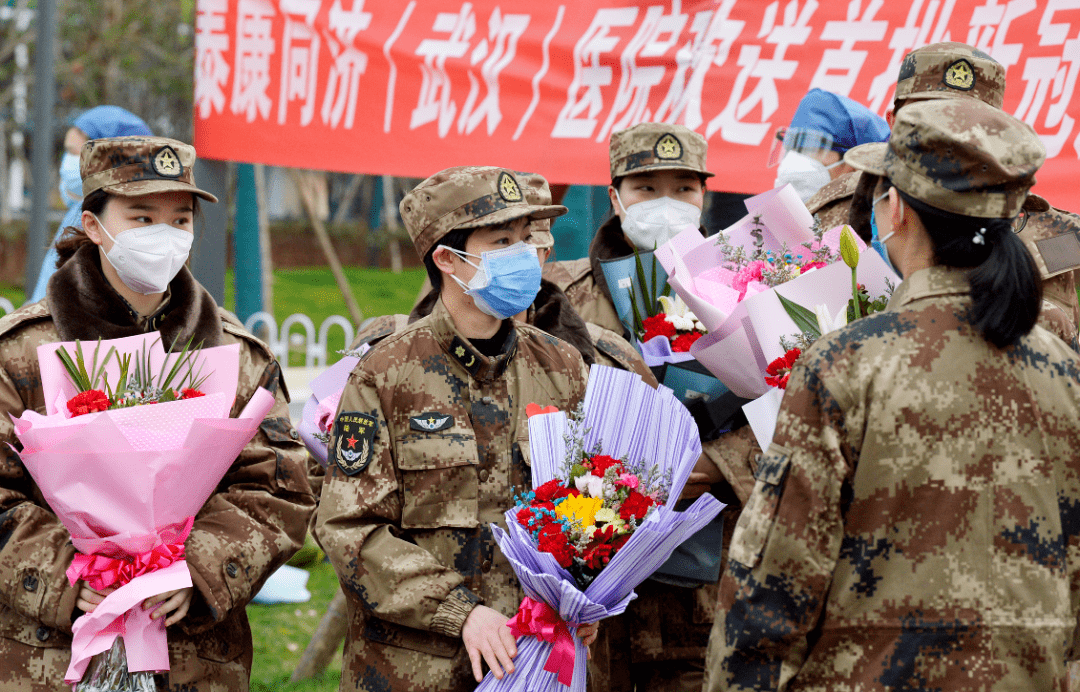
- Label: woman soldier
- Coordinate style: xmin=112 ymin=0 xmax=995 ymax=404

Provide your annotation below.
xmin=707 ymin=100 xmax=1080 ymax=690
xmin=0 ymin=136 xmax=314 ymax=690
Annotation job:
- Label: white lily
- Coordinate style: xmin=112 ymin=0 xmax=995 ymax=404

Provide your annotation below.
xmin=657 ymin=294 xmax=700 ymax=332
xmin=815 ymin=304 xmax=848 ymax=335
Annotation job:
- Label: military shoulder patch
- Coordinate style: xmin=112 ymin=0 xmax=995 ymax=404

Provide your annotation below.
xmin=332 ymin=411 xmax=377 ymax=476
xmin=654 ymin=133 xmax=683 ymax=160
xmin=152 ymin=146 xmax=183 ymax=178
xmin=497 ymin=171 xmax=523 ymax=202
xmin=410 ymin=412 xmax=454 ymax=433
xmin=943 ymin=59 xmax=975 ymax=90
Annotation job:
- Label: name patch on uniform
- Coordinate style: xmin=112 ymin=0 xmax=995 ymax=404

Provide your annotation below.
xmin=410 ymin=412 xmax=454 ymax=433
xmin=332 ymin=412 xmax=377 ymax=476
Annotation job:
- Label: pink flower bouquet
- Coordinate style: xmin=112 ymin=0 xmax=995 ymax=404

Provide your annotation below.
xmin=655 ymin=186 xmax=898 ymax=401
xmin=8 ymin=332 xmax=276 ymax=687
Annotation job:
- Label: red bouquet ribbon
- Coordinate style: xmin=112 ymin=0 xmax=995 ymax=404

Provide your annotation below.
xmin=66 ymin=517 xmax=195 ymax=591
xmin=506 ymin=596 xmax=576 ymax=686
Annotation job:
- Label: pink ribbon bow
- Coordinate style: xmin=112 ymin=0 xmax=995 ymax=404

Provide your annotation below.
xmin=506 ymin=596 xmax=577 ymax=687
xmin=66 ymin=517 xmax=195 ymax=591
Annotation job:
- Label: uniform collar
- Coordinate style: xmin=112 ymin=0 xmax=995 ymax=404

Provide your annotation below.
xmin=886 ymin=266 xmax=970 ymax=311
xmin=428 ymin=297 xmax=518 ymax=381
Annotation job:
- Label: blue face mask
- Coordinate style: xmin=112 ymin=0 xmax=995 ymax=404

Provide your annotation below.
xmin=443 ymin=241 xmax=542 ymax=319
xmin=870 ymin=192 xmax=899 ymax=277
xmin=58 ymin=153 xmax=82 ymax=208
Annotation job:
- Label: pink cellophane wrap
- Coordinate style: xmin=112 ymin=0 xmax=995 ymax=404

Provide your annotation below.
xmin=7 ymin=332 xmax=276 ymax=685
xmin=655 ymin=187 xmax=898 ymax=400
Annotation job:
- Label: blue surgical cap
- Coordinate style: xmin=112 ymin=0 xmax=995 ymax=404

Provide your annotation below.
xmin=72 ymin=106 xmax=152 ymax=140
xmin=785 ymin=88 xmax=890 ymax=153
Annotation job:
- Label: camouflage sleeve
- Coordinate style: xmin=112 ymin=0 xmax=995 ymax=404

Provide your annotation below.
xmin=0 ymin=365 xmax=79 ymax=631
xmin=709 ymin=363 xmax=847 ymax=692
xmin=181 ymin=352 xmax=315 ymax=633
xmin=315 ymin=370 xmax=478 ymax=639
xmin=1037 ymin=300 xmax=1080 ymax=352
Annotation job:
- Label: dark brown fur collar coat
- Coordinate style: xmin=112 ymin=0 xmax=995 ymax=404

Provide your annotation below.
xmin=46 ymin=242 xmax=223 ymax=347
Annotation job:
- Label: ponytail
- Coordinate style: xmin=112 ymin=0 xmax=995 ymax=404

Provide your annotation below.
xmin=895 ymin=186 xmax=1041 ymax=349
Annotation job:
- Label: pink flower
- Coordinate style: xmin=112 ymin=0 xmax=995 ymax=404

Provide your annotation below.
xmin=732 ymin=260 xmax=768 ymax=300
xmin=615 ymin=473 xmax=639 ymax=489
xmin=800 ymin=261 xmax=827 ymax=273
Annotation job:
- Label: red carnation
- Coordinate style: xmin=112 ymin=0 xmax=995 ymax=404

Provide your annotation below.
xmin=764 ymin=348 xmax=801 ymax=390
xmin=537 ymin=523 xmax=574 ymax=568
xmin=180 ymin=388 xmax=205 ymax=400
xmin=534 ymin=479 xmax=575 ymax=503
xmin=584 ymin=542 xmax=613 ymax=570
xmin=671 ymin=331 xmax=703 ymax=353
xmin=619 ymin=490 xmax=655 ymax=521
xmin=611 ymin=533 xmax=632 ymax=553
xmin=589 ymin=454 xmax=623 ymax=477
xmin=641 ymin=314 xmax=675 ymax=342
xmin=67 ymin=390 xmax=111 ymax=417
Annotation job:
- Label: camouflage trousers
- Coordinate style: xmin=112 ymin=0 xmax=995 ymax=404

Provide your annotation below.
xmin=0 ymin=635 xmax=249 ymax=691
xmin=341 ymin=626 xmax=478 ymax=692
xmin=587 ymin=579 xmax=718 ymax=692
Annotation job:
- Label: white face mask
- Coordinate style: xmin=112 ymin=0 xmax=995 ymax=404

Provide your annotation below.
xmin=92 ymin=214 xmax=194 ymax=295
xmin=616 ymin=191 xmax=701 ymax=250
xmin=774 ymin=150 xmax=841 ymax=202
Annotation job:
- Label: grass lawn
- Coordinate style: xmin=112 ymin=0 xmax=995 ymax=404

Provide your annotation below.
xmin=0 ymin=266 xmax=428 ymax=367
xmin=247 ymin=561 xmax=343 ymax=692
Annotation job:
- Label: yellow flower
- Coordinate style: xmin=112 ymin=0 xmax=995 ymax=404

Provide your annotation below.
xmin=555 ymin=494 xmax=604 ymax=528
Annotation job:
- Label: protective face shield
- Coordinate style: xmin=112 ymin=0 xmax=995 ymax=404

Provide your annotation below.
xmin=615 ymin=190 xmax=702 ymax=250
xmin=92 ymin=214 xmax=193 ymax=295
xmin=774 ymin=150 xmax=840 ymax=202
xmin=59 ymin=153 xmax=83 ymax=208
xmin=443 ymin=241 xmax=543 ymax=319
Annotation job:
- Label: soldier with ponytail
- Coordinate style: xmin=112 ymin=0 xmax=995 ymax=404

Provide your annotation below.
xmin=707 ymin=99 xmax=1080 ymax=692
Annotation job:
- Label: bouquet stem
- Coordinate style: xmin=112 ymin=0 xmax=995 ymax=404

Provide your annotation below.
xmin=75 ymin=637 xmax=156 ymax=692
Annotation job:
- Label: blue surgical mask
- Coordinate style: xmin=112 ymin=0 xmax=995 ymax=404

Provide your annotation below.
xmin=442 ymin=241 xmax=542 ymax=319
xmin=870 ymin=190 xmax=899 ymax=277
xmin=58 ymin=153 xmax=82 ymax=208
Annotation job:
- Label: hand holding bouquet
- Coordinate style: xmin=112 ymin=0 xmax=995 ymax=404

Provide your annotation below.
xmin=9 ymin=332 xmax=275 ymax=689
xmin=478 ymin=365 xmax=725 ymax=691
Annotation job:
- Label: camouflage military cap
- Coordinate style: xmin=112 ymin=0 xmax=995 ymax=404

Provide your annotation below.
xmin=400 ymin=166 xmax=567 ymax=259
xmin=517 ymin=170 xmax=555 ymax=250
xmin=609 ymin=123 xmax=714 ymax=179
xmin=80 ymin=136 xmax=218 ymax=202
xmin=895 ymin=42 xmax=1006 ymax=110
xmin=844 ymin=99 xmax=1044 ymax=219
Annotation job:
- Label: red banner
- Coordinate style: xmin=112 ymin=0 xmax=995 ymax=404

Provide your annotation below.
xmin=194 ymin=0 xmax=1080 ymax=202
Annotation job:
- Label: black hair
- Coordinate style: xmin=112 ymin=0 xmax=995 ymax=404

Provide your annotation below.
xmin=423 ymin=226 xmax=474 ymax=292
xmin=891 ymin=181 xmax=1041 ymax=349
xmin=54 ymin=189 xmax=202 ymax=268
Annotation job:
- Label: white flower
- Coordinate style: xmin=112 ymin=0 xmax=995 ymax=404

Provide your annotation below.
xmin=575 ymin=474 xmax=604 ymax=498
xmin=815 ymin=304 xmax=848 ymax=335
xmin=658 ymin=295 xmax=701 ymax=333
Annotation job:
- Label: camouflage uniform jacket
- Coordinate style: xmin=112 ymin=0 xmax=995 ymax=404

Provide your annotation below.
xmin=707 ymin=266 xmax=1080 ymax=692
xmin=314 ymin=297 xmax=588 ymax=692
xmin=542 ymin=216 xmax=632 ymax=336
xmin=0 ymin=246 xmax=313 ymax=692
